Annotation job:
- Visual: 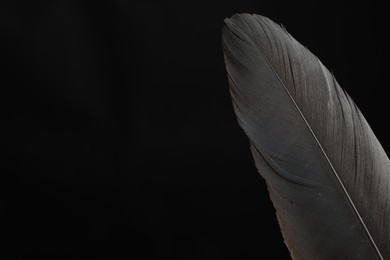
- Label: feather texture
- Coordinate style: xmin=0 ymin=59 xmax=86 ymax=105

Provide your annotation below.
xmin=222 ymin=14 xmax=389 ymax=259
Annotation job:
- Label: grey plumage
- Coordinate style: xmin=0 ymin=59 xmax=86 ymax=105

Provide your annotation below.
xmin=222 ymin=13 xmax=389 ymax=259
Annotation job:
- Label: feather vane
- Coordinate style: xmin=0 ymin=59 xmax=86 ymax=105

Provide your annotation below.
xmin=222 ymin=14 xmax=390 ymax=259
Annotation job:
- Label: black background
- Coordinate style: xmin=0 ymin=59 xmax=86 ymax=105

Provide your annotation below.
xmin=0 ymin=1 xmax=387 ymax=259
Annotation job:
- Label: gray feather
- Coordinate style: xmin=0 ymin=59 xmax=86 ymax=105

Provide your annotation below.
xmin=222 ymin=13 xmax=389 ymax=259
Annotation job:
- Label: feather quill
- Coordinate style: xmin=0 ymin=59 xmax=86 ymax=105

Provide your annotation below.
xmin=222 ymin=13 xmax=390 ymax=259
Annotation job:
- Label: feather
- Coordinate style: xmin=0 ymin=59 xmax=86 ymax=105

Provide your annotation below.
xmin=222 ymin=13 xmax=390 ymax=259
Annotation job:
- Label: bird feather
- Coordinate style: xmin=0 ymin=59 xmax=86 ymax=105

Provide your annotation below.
xmin=222 ymin=13 xmax=389 ymax=259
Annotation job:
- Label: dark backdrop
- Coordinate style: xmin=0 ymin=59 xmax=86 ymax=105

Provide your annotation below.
xmin=0 ymin=1 xmax=386 ymax=259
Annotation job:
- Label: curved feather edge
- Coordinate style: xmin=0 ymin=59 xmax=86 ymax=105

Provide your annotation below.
xmin=222 ymin=13 xmax=389 ymax=259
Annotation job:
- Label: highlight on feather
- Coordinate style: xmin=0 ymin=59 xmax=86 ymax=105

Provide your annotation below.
xmin=222 ymin=13 xmax=389 ymax=260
